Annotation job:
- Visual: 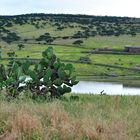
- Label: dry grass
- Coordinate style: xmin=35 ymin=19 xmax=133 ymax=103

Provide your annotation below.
xmin=0 ymin=95 xmax=140 ymax=140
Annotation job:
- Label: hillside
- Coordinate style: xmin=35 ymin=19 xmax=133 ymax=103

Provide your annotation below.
xmin=0 ymin=14 xmax=140 ymax=40
xmin=0 ymin=14 xmax=140 ymax=82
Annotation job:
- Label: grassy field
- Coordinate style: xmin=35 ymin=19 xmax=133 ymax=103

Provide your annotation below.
xmin=1 ymin=36 xmax=140 ymax=80
xmin=6 ymin=22 xmax=81 ymax=38
xmin=0 ymin=94 xmax=139 ymax=140
xmin=1 ymin=19 xmax=140 ymax=81
xmin=83 ymin=36 xmax=140 ymax=49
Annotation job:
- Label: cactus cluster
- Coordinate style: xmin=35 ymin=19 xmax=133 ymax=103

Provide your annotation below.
xmin=0 ymin=61 xmax=26 ymax=97
xmin=0 ymin=47 xmax=78 ymax=98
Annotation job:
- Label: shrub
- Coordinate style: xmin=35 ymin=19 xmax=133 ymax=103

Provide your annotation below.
xmin=36 ymin=33 xmax=54 ymax=44
xmin=79 ymin=56 xmax=91 ymax=64
xmin=73 ymin=40 xmax=83 ymax=45
xmin=2 ymin=32 xmax=20 ymax=44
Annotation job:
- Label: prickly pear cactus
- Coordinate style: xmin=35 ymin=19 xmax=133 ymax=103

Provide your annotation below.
xmin=25 ymin=47 xmax=78 ymax=98
xmin=0 ymin=47 xmax=78 ymax=98
xmin=0 ymin=62 xmax=26 ymax=97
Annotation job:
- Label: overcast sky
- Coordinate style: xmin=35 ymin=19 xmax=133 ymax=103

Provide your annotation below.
xmin=0 ymin=0 xmax=140 ymax=17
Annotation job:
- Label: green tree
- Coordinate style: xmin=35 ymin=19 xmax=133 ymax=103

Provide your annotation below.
xmin=17 ymin=44 xmax=24 ymax=51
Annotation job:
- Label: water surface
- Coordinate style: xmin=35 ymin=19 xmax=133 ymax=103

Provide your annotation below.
xmin=72 ymin=81 xmax=140 ymax=95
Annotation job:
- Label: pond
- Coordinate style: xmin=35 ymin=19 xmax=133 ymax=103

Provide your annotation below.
xmin=72 ymin=81 xmax=140 ymax=95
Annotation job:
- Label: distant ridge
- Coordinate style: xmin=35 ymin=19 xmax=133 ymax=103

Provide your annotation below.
xmin=0 ymin=13 xmax=140 ymax=19
xmin=0 ymin=13 xmax=140 ymax=25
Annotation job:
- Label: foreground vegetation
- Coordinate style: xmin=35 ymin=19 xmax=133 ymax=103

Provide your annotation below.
xmin=0 ymin=94 xmax=139 ymax=140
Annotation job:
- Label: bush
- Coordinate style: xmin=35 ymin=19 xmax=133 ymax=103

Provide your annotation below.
xmin=73 ymin=40 xmax=83 ymax=45
xmin=79 ymin=56 xmax=91 ymax=64
xmin=2 ymin=32 xmax=20 ymax=44
xmin=36 ymin=33 xmax=54 ymax=44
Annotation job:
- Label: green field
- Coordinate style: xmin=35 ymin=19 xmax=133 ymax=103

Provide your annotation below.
xmin=83 ymin=36 xmax=140 ymax=49
xmin=1 ymin=35 xmax=140 ymax=81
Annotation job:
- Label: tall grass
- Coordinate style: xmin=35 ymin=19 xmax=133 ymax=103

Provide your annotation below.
xmin=0 ymin=94 xmax=140 ymax=140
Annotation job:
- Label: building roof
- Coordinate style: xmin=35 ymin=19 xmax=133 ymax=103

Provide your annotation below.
xmin=125 ymin=46 xmax=140 ymax=49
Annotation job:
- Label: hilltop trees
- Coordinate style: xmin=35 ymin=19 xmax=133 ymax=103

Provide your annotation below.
xmin=0 ymin=14 xmax=140 ymax=44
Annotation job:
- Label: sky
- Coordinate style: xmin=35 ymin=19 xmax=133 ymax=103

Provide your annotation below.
xmin=0 ymin=0 xmax=140 ymax=18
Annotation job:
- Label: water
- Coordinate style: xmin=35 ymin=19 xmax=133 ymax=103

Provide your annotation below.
xmin=21 ymin=77 xmax=140 ymax=95
xmin=72 ymin=81 xmax=140 ymax=95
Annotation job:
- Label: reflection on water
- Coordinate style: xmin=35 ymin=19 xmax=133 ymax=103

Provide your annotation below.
xmin=72 ymin=81 xmax=140 ymax=95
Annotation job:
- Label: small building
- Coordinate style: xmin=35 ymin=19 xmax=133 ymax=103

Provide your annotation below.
xmin=124 ymin=46 xmax=140 ymax=53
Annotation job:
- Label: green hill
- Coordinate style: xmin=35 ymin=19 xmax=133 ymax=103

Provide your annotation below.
xmin=0 ymin=14 xmax=140 ymax=82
